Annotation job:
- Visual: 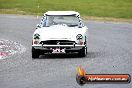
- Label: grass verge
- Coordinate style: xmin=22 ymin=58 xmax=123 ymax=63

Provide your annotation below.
xmin=0 ymin=0 xmax=132 ymax=22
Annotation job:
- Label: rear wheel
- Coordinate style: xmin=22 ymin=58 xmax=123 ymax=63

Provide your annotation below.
xmin=78 ymin=47 xmax=87 ymax=57
xmin=32 ymin=47 xmax=40 ymax=58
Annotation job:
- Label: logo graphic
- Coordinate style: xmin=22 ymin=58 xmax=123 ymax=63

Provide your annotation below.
xmin=76 ymin=66 xmax=131 ymax=85
xmin=57 ymin=41 xmax=60 ymax=45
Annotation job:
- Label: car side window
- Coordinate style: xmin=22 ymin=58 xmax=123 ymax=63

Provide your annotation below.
xmin=40 ymin=15 xmax=46 ymax=27
xmin=78 ymin=17 xmax=84 ymax=27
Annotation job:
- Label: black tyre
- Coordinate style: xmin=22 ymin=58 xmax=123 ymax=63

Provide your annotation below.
xmin=78 ymin=47 xmax=87 ymax=57
xmin=32 ymin=47 xmax=40 ymax=58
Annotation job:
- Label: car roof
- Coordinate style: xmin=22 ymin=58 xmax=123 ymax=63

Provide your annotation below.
xmin=44 ymin=11 xmax=80 ymax=16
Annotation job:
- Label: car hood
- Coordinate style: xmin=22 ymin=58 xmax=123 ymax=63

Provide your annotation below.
xmin=36 ymin=25 xmax=86 ymax=41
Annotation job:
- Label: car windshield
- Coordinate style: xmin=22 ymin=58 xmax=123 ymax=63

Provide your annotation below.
xmin=43 ymin=15 xmax=80 ymax=27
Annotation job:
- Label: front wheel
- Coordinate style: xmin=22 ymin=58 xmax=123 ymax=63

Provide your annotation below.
xmin=32 ymin=47 xmax=40 ymax=58
xmin=78 ymin=47 xmax=87 ymax=57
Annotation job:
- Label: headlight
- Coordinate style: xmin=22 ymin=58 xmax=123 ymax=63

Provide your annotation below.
xmin=76 ymin=34 xmax=83 ymax=40
xmin=33 ymin=33 xmax=40 ymax=44
xmin=76 ymin=34 xmax=84 ymax=45
xmin=34 ymin=33 xmax=40 ymax=39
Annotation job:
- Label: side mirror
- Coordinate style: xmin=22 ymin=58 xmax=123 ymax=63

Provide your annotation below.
xmin=36 ymin=24 xmax=41 ymax=29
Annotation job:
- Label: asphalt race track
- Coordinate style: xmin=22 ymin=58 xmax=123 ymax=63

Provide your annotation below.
xmin=0 ymin=14 xmax=132 ymax=88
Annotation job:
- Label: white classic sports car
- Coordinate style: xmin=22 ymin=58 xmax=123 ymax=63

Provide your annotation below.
xmin=32 ymin=11 xmax=88 ymax=58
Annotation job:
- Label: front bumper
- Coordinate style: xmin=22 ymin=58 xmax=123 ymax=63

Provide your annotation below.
xmin=32 ymin=44 xmax=85 ymax=50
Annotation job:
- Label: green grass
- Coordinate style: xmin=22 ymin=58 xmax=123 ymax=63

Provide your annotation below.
xmin=0 ymin=0 xmax=132 ymax=19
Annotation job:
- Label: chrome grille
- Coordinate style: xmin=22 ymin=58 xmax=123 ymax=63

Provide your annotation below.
xmin=40 ymin=40 xmax=75 ymax=45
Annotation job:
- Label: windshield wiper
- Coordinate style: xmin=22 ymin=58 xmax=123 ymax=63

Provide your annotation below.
xmin=68 ymin=24 xmax=78 ymax=27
